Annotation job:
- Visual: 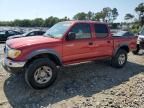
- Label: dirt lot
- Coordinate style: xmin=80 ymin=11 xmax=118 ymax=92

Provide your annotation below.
xmin=0 ymin=43 xmax=144 ymax=108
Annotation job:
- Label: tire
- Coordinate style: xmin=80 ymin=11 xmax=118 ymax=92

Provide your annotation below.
xmin=25 ymin=58 xmax=58 ymax=89
xmin=132 ymin=44 xmax=140 ymax=55
xmin=111 ymin=49 xmax=127 ymax=68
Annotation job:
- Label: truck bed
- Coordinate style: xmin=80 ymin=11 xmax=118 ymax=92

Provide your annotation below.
xmin=112 ymin=36 xmax=137 ymax=52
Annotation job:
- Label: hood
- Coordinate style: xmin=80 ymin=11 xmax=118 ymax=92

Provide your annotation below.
xmin=6 ymin=35 xmax=61 ymax=48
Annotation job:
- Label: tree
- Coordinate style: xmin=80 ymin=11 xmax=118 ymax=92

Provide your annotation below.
xmin=135 ymin=3 xmax=144 ymax=26
xmin=101 ymin=7 xmax=119 ymax=23
xmin=87 ymin=11 xmax=94 ymax=20
xmin=95 ymin=12 xmax=105 ymax=21
xmin=112 ymin=8 xmax=119 ymax=21
xmin=31 ymin=18 xmax=44 ymax=27
xmin=124 ymin=13 xmax=134 ymax=21
xmin=124 ymin=13 xmax=134 ymax=29
xmin=20 ymin=19 xmax=32 ymax=27
xmin=102 ymin=7 xmax=112 ymax=22
xmin=44 ymin=16 xmax=59 ymax=27
xmin=60 ymin=16 xmax=70 ymax=21
xmin=0 ymin=21 xmax=11 ymax=26
xmin=73 ymin=12 xmax=87 ymax=20
xmin=13 ymin=19 xmax=22 ymax=26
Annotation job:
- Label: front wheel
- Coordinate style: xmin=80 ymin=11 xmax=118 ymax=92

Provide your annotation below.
xmin=111 ymin=49 xmax=127 ymax=68
xmin=25 ymin=58 xmax=57 ymax=89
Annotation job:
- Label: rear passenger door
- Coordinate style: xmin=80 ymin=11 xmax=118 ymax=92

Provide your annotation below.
xmin=93 ymin=23 xmax=113 ymax=57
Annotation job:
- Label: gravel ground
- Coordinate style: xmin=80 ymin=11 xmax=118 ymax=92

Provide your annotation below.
xmin=0 ymin=43 xmax=144 ymax=108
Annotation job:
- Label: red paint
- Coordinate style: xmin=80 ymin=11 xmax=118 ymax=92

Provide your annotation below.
xmin=6 ymin=21 xmax=137 ymax=65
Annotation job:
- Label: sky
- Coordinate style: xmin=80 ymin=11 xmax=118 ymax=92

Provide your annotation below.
xmin=0 ymin=0 xmax=143 ymax=22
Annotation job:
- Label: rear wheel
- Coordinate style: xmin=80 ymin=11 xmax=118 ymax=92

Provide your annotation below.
xmin=111 ymin=49 xmax=127 ymax=68
xmin=25 ymin=58 xmax=57 ymax=89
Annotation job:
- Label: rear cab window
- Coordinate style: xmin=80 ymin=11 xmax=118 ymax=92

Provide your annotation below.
xmin=94 ymin=23 xmax=109 ymax=38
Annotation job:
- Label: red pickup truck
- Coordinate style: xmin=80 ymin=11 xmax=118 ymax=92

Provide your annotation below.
xmin=3 ymin=21 xmax=137 ymax=89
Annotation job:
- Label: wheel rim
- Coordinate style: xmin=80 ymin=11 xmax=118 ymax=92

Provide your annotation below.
xmin=118 ymin=54 xmax=126 ymax=65
xmin=34 ymin=66 xmax=53 ymax=84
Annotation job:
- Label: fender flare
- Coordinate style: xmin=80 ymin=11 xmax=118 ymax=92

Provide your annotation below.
xmin=26 ymin=49 xmax=62 ymax=65
xmin=113 ymin=44 xmax=129 ymax=56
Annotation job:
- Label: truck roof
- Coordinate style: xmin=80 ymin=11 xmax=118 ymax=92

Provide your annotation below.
xmin=63 ymin=20 xmax=107 ymax=25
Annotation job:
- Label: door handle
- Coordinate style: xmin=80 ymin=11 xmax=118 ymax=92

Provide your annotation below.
xmin=107 ymin=41 xmax=111 ymax=43
xmin=66 ymin=44 xmax=74 ymax=47
xmin=89 ymin=42 xmax=93 ymax=45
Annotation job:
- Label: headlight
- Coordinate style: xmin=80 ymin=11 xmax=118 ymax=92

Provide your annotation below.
xmin=8 ymin=48 xmax=21 ymax=59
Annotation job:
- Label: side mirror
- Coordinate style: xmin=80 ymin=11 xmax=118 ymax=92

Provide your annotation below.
xmin=66 ymin=32 xmax=76 ymax=41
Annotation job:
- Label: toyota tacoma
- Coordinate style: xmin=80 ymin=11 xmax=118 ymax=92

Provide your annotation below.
xmin=2 ymin=21 xmax=137 ymax=89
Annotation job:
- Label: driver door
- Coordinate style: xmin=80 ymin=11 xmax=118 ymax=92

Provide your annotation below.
xmin=62 ymin=23 xmax=94 ymax=63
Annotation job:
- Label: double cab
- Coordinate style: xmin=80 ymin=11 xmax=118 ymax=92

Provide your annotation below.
xmin=3 ymin=21 xmax=137 ymax=89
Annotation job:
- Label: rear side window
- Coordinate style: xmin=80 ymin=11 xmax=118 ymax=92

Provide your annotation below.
xmin=94 ymin=24 xmax=109 ymax=38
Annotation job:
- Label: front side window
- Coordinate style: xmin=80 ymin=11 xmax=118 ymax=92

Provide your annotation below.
xmin=69 ymin=23 xmax=91 ymax=39
xmin=94 ymin=24 xmax=108 ymax=37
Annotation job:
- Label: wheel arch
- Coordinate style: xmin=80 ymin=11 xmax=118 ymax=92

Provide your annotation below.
xmin=113 ymin=44 xmax=129 ymax=56
xmin=25 ymin=49 xmax=62 ymax=67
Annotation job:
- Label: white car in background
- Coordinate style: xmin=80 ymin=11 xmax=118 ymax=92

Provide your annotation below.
xmin=133 ymin=26 xmax=144 ymax=54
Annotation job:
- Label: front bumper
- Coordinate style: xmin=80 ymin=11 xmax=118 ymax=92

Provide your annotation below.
xmin=2 ymin=58 xmax=26 ymax=73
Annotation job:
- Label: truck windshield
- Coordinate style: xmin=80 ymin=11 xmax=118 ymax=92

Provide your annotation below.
xmin=44 ymin=22 xmax=72 ymax=38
